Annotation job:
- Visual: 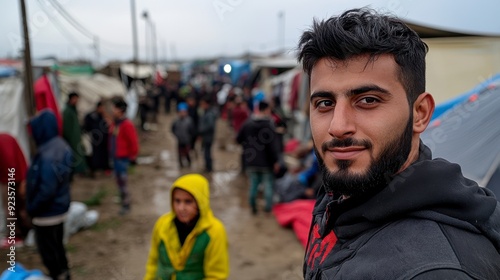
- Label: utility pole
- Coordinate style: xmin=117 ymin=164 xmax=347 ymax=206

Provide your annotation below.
xmin=131 ymin=0 xmax=139 ymax=80
xmin=142 ymin=11 xmax=149 ymax=64
xmin=152 ymin=22 xmax=157 ymax=67
xmin=93 ymin=35 xmax=100 ymax=67
xmin=162 ymin=39 xmax=167 ymax=63
xmin=278 ymin=11 xmax=285 ymax=53
xmin=19 ymin=0 xmax=35 ymax=118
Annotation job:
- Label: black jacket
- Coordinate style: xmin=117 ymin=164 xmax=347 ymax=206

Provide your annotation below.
xmin=236 ymin=116 xmax=279 ymax=170
xmin=304 ymin=143 xmax=500 ymax=280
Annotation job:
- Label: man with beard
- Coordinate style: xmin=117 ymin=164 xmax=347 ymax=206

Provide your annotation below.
xmin=298 ymin=8 xmax=500 ymax=279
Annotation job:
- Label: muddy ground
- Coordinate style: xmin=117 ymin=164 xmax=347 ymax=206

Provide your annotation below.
xmin=0 ymin=113 xmax=305 ymax=280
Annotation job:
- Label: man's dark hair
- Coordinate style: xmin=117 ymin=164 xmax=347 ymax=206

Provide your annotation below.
xmin=68 ymin=92 xmax=79 ymax=99
xmin=258 ymin=101 xmax=269 ymax=112
xmin=297 ymin=8 xmax=428 ymax=105
xmin=96 ymin=101 xmax=103 ymax=108
xmin=113 ymin=98 xmax=128 ymax=113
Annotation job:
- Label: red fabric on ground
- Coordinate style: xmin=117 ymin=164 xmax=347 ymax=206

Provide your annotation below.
xmin=273 ymin=199 xmax=316 ymax=248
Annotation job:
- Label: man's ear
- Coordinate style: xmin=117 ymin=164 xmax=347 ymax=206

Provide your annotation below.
xmin=413 ymin=92 xmax=435 ymax=133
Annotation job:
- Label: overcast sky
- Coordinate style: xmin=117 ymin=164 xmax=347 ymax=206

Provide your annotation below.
xmin=2 ymin=0 xmax=500 ymax=63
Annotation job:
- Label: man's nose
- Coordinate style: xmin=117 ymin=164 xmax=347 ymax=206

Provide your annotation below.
xmin=328 ymin=100 xmax=356 ymax=139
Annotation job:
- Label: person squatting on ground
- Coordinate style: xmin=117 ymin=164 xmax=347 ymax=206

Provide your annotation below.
xmin=236 ymin=101 xmax=280 ymax=214
xmin=110 ymin=98 xmax=139 ymax=215
xmin=144 ymin=174 xmax=229 ymax=280
xmin=172 ymin=102 xmax=196 ymax=168
xmin=26 ymin=110 xmax=72 ymax=280
xmin=298 ymin=8 xmax=500 ymax=279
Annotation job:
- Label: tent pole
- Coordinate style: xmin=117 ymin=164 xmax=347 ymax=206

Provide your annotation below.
xmin=20 ymin=0 xmax=35 ymax=118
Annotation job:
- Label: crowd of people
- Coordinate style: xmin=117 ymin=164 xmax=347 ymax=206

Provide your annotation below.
xmin=0 ymin=94 xmax=139 ymax=279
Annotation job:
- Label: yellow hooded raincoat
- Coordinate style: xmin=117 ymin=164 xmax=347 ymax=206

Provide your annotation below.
xmin=144 ymin=174 xmax=229 ymax=280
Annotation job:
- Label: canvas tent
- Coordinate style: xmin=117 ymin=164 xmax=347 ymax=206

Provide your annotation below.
xmin=0 ymin=76 xmax=30 ymax=162
xmin=58 ymin=73 xmax=127 ymax=120
xmin=421 ymin=84 xmax=500 ymax=199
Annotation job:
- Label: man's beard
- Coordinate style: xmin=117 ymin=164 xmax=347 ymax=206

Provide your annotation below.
xmin=314 ymin=115 xmax=413 ymax=198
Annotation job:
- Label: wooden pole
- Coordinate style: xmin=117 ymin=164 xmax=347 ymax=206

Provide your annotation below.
xmin=20 ymin=0 xmax=35 ymax=118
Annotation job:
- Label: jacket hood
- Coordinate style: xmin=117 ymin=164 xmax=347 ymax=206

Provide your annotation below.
xmin=327 ymin=143 xmax=500 ymax=251
xmin=170 ymin=174 xmax=214 ymax=230
xmin=30 ymin=109 xmax=59 ymax=146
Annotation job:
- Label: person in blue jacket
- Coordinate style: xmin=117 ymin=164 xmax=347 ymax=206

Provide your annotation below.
xmin=26 ymin=109 xmax=72 ymax=280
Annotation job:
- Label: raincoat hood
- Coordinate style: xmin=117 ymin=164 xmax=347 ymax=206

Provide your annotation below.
xmin=170 ymin=174 xmax=214 ymax=230
xmin=30 ymin=109 xmax=59 ymax=146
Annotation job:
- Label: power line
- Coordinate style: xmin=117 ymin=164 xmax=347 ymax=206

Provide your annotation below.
xmin=43 ymin=0 xmax=134 ymax=60
xmin=35 ymin=0 xmax=85 ymax=56
xmin=45 ymin=0 xmax=94 ymax=40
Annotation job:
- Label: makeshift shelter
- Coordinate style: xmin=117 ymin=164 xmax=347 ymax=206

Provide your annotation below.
xmin=421 ymin=84 xmax=500 ymax=198
xmin=0 ymin=66 xmax=16 ymax=78
xmin=0 ymin=76 xmax=30 ymax=161
xmin=58 ymin=73 xmax=127 ymax=120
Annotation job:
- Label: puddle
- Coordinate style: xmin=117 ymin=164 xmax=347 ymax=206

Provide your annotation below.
xmin=153 ymin=177 xmax=172 ymax=216
xmin=160 ymin=150 xmax=171 ymax=162
xmin=136 ymin=156 xmax=155 ymax=165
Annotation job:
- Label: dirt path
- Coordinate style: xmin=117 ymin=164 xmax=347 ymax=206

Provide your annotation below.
xmin=1 ymin=114 xmax=305 ymax=280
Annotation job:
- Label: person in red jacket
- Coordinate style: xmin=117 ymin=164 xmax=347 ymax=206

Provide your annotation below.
xmin=110 ymin=98 xmax=139 ymax=215
xmin=0 ymin=133 xmax=31 ymax=247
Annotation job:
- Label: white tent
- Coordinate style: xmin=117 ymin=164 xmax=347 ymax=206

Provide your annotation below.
xmin=0 ymin=76 xmax=30 ymax=162
xmin=58 ymin=73 xmax=127 ymax=120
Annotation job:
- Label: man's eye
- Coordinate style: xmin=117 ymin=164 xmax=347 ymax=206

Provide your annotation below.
xmin=359 ymin=97 xmax=379 ymax=104
xmin=317 ymin=100 xmax=334 ymax=108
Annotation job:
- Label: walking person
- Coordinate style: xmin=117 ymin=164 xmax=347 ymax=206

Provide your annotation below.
xmin=110 ymin=98 xmax=139 ymax=215
xmin=198 ymin=97 xmax=218 ymax=172
xmin=236 ymin=101 xmax=280 ymax=214
xmin=172 ymin=102 xmax=196 ymax=169
xmin=26 ymin=110 xmax=72 ymax=280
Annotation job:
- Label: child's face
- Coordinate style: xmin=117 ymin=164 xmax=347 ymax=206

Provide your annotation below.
xmin=172 ymin=188 xmax=199 ymax=224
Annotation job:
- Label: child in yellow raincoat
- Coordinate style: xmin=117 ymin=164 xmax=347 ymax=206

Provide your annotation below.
xmin=144 ymin=174 xmax=229 ymax=280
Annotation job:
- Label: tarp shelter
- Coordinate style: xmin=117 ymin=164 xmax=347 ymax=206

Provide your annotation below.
xmin=421 ymin=84 xmax=500 ymax=199
xmin=0 ymin=76 xmax=30 ymax=162
xmin=58 ymin=73 xmax=127 ymax=120
xmin=54 ymin=64 xmax=94 ymax=76
xmin=0 ymin=66 xmax=16 ymax=78
xmin=120 ymin=63 xmax=155 ymax=80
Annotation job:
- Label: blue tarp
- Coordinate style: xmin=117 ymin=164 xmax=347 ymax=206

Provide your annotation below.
xmin=0 ymin=66 xmax=16 ymax=78
xmin=218 ymin=60 xmax=251 ymax=85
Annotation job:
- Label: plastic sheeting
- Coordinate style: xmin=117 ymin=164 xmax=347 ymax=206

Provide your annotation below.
xmin=120 ymin=63 xmax=155 ymax=79
xmin=58 ymin=73 xmax=127 ymax=120
xmin=0 ymin=77 xmax=30 ymax=163
xmin=422 ymin=86 xmax=500 ymax=197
